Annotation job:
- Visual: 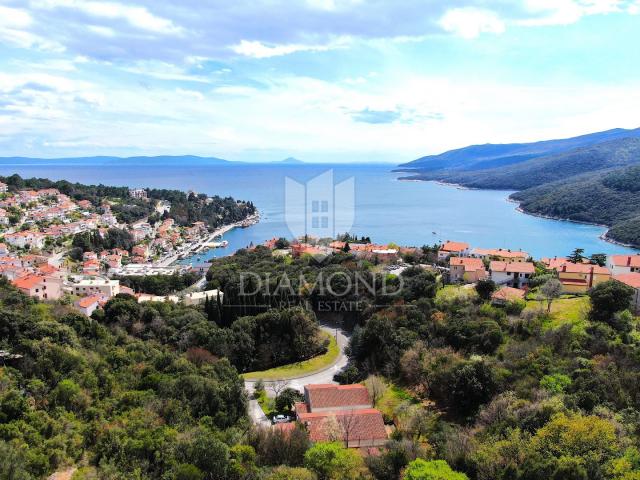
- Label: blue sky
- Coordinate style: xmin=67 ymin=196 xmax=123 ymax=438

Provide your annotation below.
xmin=1 ymin=0 xmax=640 ymax=163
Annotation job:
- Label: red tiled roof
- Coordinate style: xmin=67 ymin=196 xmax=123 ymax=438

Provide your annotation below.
xmin=559 ymin=263 xmax=610 ymax=275
xmin=615 ymin=273 xmax=640 ymax=289
xmin=610 ymin=255 xmax=640 ymax=268
xmin=77 ymin=295 xmax=101 ymax=308
xmin=489 ymin=261 xmax=535 ymax=274
xmin=297 ymin=409 xmax=387 ymax=443
xmin=305 ymin=384 xmax=371 ymax=410
xmin=492 ymin=286 xmax=525 ymax=302
xmin=440 ymin=241 xmax=469 ymax=253
xmin=450 ymin=257 xmax=485 ymax=272
xmin=474 ymin=248 xmax=528 ymax=259
xmin=12 ymin=274 xmax=44 ymax=290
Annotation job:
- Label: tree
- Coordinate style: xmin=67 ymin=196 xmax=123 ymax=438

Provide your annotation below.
xmin=567 ymin=248 xmax=586 ymax=264
xmin=275 ymin=388 xmax=303 ymax=412
xmin=589 ymin=253 xmax=607 ymax=267
xmin=304 ymin=442 xmax=365 ymax=480
xmin=541 ymin=278 xmax=563 ymax=313
xmin=588 ymin=280 xmax=634 ymax=325
xmin=475 ymin=279 xmax=496 ymax=301
xmin=365 ymin=375 xmax=387 ymax=407
xmin=402 ymin=459 xmax=469 ymax=480
xmin=266 ymin=467 xmax=316 ymax=480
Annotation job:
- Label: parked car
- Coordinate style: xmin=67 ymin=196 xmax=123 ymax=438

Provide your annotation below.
xmin=272 ymin=414 xmax=291 ymax=424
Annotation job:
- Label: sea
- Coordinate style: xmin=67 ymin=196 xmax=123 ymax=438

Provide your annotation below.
xmin=0 ymin=162 xmax=636 ymax=262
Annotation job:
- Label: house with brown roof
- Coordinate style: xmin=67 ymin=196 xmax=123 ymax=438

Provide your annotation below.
xmin=75 ymin=294 xmax=108 ymax=316
xmin=492 ymin=286 xmax=526 ymax=305
xmin=449 ymin=257 xmax=487 ymax=283
xmin=438 ymin=241 xmax=470 ymax=261
xmin=614 ymin=273 xmax=640 ymax=314
xmin=557 ymin=262 xmax=611 ymax=294
xmin=294 ymin=384 xmax=387 ymax=448
xmin=489 ymin=261 xmax=535 ymax=289
xmin=471 ymin=248 xmax=529 ymax=263
xmin=12 ymin=274 xmax=63 ymax=300
xmin=608 ymin=254 xmax=640 ymax=276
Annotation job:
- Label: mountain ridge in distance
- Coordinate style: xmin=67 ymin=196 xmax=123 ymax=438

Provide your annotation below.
xmin=398 ymin=127 xmax=640 ymax=173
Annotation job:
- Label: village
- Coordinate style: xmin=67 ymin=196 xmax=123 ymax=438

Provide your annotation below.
xmin=0 ymin=181 xmax=230 ymax=316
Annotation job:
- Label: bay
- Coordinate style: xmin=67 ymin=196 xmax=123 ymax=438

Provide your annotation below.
xmin=0 ymin=162 xmax=636 ymax=261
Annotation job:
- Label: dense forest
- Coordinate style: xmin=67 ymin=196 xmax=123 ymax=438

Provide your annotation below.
xmin=0 ymin=175 xmax=256 ymax=229
xmin=148 ymin=189 xmax=256 ymax=229
xmin=114 ymin=272 xmax=201 ymax=295
xmin=3 ymin=242 xmax=640 ymax=478
xmin=511 ymin=165 xmax=640 ymax=246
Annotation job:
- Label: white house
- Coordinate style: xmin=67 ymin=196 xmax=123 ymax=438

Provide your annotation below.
xmin=489 ymin=261 xmax=535 ymax=289
xmin=4 ymin=231 xmax=47 ymax=249
xmin=70 ymin=277 xmax=120 ymax=298
xmin=608 ymin=254 xmax=640 ymax=276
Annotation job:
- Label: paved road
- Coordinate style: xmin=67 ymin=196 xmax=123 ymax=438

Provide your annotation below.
xmin=248 ymin=399 xmax=271 ymax=426
xmin=244 ymin=324 xmax=349 ymax=396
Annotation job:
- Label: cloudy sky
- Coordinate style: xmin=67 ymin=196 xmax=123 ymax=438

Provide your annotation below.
xmin=1 ymin=0 xmax=640 ymax=163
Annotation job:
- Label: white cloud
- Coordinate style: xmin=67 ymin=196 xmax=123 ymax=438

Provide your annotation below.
xmin=32 ymin=0 xmax=182 ymax=35
xmin=518 ymin=0 xmax=623 ymax=26
xmin=0 ymin=6 xmax=33 ymax=27
xmin=439 ymin=8 xmax=506 ymax=39
xmin=230 ymin=39 xmax=344 ymax=59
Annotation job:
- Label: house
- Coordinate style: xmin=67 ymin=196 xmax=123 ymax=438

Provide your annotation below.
xmin=608 ymin=255 xmax=640 ymax=276
xmin=129 ymin=188 xmax=147 ymax=199
xmin=449 ymin=257 xmax=487 ymax=283
xmin=614 ymin=273 xmax=640 ymax=314
xmin=12 ymin=274 xmax=63 ymax=300
xmin=471 ymin=248 xmax=529 ymax=263
xmin=0 ymin=181 xmax=8 ymax=193
xmin=0 ymin=208 xmax=9 ymax=225
xmin=182 ymin=289 xmax=223 ymax=306
xmin=0 ymin=243 xmax=8 ymax=255
xmin=541 ymin=257 xmax=570 ymax=270
xmin=83 ymin=251 xmax=98 ymax=261
xmin=294 ymin=384 xmax=387 ymax=448
xmin=83 ymin=260 xmax=101 ymax=276
xmin=132 ymin=244 xmax=150 ymax=259
xmin=4 ymin=231 xmax=47 ymax=249
xmin=438 ymin=241 xmax=470 ymax=261
xmin=75 ymin=294 xmax=107 ymax=316
xmin=71 ymin=278 xmax=120 ymax=298
xmin=557 ymin=263 xmax=611 ymax=294
xmin=489 ymin=261 xmax=535 ymax=288
xmin=492 ymin=286 xmax=526 ymax=305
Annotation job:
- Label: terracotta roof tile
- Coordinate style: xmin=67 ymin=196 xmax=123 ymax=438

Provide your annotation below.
xmin=305 ymin=384 xmax=371 ymax=410
xmin=614 ymin=273 xmax=640 ymax=289
xmin=297 ymin=409 xmax=387 ymax=443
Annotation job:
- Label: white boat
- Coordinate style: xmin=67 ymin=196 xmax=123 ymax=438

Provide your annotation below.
xmin=208 ymin=240 xmax=229 ymax=248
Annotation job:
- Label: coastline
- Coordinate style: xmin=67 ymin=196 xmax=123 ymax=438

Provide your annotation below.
xmin=167 ymin=211 xmax=260 ymax=266
xmin=404 ymin=176 xmax=639 ymax=251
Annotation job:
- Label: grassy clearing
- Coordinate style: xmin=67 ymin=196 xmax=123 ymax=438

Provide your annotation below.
xmin=524 ymin=294 xmax=590 ymax=333
xmin=256 ymin=389 xmax=276 ymax=417
xmin=242 ymin=332 xmax=339 ymax=381
xmin=376 ymin=383 xmax=418 ymax=421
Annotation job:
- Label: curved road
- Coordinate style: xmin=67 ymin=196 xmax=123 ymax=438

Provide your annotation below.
xmin=244 ymin=325 xmax=349 ymax=396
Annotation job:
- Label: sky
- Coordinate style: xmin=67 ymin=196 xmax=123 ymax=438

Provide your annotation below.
xmin=1 ymin=0 xmax=640 ymax=163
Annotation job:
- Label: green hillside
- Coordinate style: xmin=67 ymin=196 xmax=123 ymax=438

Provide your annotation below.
xmin=402 ymin=137 xmax=640 ymax=190
xmin=511 ymin=165 xmax=640 ymax=246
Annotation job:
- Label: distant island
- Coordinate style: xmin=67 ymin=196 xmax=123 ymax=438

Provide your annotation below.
xmin=276 ymin=157 xmax=305 ymax=164
xmin=397 ymin=127 xmax=640 ymax=248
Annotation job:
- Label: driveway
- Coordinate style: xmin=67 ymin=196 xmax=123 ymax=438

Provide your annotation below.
xmin=244 ymin=324 xmax=349 ymax=396
xmin=248 ymin=399 xmax=271 ymax=426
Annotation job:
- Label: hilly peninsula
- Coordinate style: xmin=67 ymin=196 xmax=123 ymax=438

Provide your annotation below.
xmin=398 ymin=129 xmax=640 ymax=247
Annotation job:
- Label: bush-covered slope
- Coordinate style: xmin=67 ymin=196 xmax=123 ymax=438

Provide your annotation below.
xmin=399 ymin=127 xmax=640 ymax=172
xmin=511 ymin=165 xmax=640 ymax=246
xmin=403 ymin=137 xmax=640 ymax=190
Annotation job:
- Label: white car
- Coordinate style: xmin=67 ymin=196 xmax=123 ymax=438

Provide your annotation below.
xmin=272 ymin=414 xmax=291 ymax=424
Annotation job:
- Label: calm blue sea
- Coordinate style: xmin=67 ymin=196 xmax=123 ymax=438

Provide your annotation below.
xmin=0 ymin=162 xmax=636 ymax=260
